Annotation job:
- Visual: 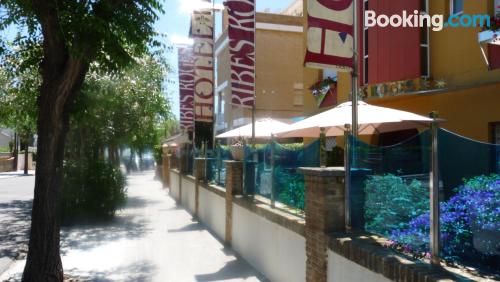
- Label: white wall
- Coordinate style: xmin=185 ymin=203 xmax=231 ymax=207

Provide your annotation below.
xmin=232 ymin=204 xmax=306 ymax=282
xmin=198 ymin=187 xmax=226 ymax=240
xmin=169 ymin=170 xmax=180 ymax=200
xmin=181 ymin=177 xmax=196 ymax=213
xmin=327 ymin=250 xmax=391 ymax=282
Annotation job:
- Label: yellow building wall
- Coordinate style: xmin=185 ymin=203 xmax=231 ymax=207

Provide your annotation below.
xmin=369 ymin=82 xmax=500 ymax=142
xmin=217 ymin=13 xmax=313 ymax=132
xmin=254 ymin=28 xmax=303 ymax=116
xmin=429 ymin=0 xmax=500 ymax=86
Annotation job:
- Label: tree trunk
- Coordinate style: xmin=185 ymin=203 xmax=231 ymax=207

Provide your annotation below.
xmin=13 ymin=133 xmax=18 ymax=171
xmin=22 ymin=55 xmax=89 ymax=282
xmin=23 ymin=140 xmax=29 ymax=175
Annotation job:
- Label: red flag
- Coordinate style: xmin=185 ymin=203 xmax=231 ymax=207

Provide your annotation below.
xmin=190 ymin=9 xmax=215 ymax=122
xmin=305 ymin=0 xmax=354 ymax=71
xmin=178 ymin=46 xmax=195 ymax=131
xmin=225 ymin=0 xmax=256 ymax=108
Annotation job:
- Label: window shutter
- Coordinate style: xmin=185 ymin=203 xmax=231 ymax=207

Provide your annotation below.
xmin=367 ymin=0 xmax=421 ymax=84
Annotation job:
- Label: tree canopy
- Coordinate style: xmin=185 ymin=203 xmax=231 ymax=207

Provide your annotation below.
xmin=0 ymin=1 xmax=167 ymax=280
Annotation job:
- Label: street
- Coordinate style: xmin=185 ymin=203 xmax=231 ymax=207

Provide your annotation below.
xmin=0 ymin=171 xmax=264 ymax=281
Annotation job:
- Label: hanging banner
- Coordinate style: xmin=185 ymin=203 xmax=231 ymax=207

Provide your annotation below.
xmin=190 ymin=9 xmax=214 ymax=122
xmin=178 ymin=46 xmax=195 ymax=131
xmin=304 ymin=0 xmax=353 ymax=71
xmin=225 ymin=0 xmax=256 ymax=108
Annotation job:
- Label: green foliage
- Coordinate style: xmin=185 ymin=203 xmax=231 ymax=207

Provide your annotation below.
xmin=277 ymin=169 xmax=305 ymax=210
xmin=153 ymin=144 xmax=162 ymax=165
xmin=364 ymin=174 xmax=429 ymax=236
xmin=66 ymin=53 xmax=172 ymax=161
xmin=0 ymin=48 xmax=39 ymax=137
xmin=61 ymin=159 xmax=126 ymax=224
xmin=0 ymin=0 xmax=164 ymax=72
xmin=0 ymin=146 xmax=10 ymax=153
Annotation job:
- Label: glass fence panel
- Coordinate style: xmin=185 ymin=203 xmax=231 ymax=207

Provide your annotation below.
xmin=213 ymin=145 xmax=232 ymax=187
xmin=349 ymin=131 xmax=432 ymax=256
xmin=187 ymin=146 xmax=194 ymax=176
xmin=205 ymin=149 xmax=217 ymax=184
xmin=243 ymin=144 xmax=270 ymax=196
xmin=437 ymin=129 xmax=499 ymax=272
xmin=274 ymin=141 xmax=320 ymax=210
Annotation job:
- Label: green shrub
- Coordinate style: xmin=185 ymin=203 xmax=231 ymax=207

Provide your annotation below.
xmin=61 ymin=159 xmax=126 ymax=224
xmin=277 ymin=170 xmax=305 ymax=211
xmin=153 ymin=144 xmax=162 ymax=165
xmin=364 ymin=174 xmax=428 ymax=236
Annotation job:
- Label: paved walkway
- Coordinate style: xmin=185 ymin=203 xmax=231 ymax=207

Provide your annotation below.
xmin=1 ymin=171 xmax=264 ymax=281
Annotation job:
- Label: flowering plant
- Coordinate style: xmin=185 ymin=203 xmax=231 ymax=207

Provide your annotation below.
xmin=389 ymin=174 xmax=499 ymax=269
xmin=309 ymin=76 xmax=337 ymax=98
xmin=484 ymin=13 xmax=500 ymax=31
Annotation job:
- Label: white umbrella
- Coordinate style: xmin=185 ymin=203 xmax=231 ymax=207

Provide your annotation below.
xmin=216 ymin=118 xmax=291 ymax=139
xmin=162 ymin=132 xmax=191 ymax=146
xmin=278 ymin=101 xmax=434 ymax=138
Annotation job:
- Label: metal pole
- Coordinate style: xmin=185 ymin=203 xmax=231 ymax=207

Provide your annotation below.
xmin=351 ymin=0 xmax=359 ymax=137
xmin=217 ymin=139 xmax=221 ymax=184
xmin=203 ymin=141 xmax=208 ymax=183
xmin=270 ymin=134 xmax=276 ymax=207
xmin=430 ymin=112 xmax=440 ymax=265
xmin=211 ymin=0 xmax=217 ymax=149
xmin=242 ymin=138 xmax=247 ymax=194
xmin=344 ymin=124 xmax=352 ymax=231
xmin=319 ymin=127 xmax=327 ymax=167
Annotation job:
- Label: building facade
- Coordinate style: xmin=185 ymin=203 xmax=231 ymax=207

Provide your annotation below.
xmin=301 ymin=0 xmax=500 ymax=143
xmin=214 ymin=10 xmax=319 ymax=136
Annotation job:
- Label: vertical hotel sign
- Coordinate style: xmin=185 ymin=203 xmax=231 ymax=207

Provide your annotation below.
xmin=191 ymin=9 xmax=214 ymax=122
xmin=178 ymin=46 xmax=195 ymax=131
xmin=225 ymin=0 xmax=255 ymax=108
xmin=305 ymin=0 xmax=354 ymax=71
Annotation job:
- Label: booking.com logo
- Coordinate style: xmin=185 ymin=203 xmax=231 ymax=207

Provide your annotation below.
xmin=365 ymin=10 xmax=491 ymax=31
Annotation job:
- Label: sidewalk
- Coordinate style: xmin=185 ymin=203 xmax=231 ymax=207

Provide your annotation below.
xmin=0 ymin=171 xmax=35 ymax=180
xmin=1 ymin=171 xmax=265 ymax=281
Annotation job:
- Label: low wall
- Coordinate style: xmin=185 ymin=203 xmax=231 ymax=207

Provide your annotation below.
xmin=0 ymin=158 xmax=13 ymax=172
xmin=232 ymin=203 xmax=306 ymax=282
xmin=169 ymin=170 xmax=180 ymax=201
xmin=181 ymin=176 xmax=195 ymax=214
xmin=327 ymin=250 xmax=390 ymax=282
xmin=166 ymin=165 xmax=476 ymax=282
xmin=169 ymin=168 xmax=306 ymax=282
xmin=198 ymin=185 xmax=226 ymax=240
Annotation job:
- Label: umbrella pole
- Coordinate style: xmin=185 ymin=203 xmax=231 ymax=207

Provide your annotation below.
xmin=351 ymin=0 xmax=359 ymax=137
xmin=344 ymin=124 xmax=352 ymax=232
xmin=251 ymin=101 xmax=256 ymax=197
xmin=270 ymin=134 xmax=276 ymax=208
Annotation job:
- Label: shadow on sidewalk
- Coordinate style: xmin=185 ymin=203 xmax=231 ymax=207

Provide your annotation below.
xmin=195 ymin=259 xmax=268 ymax=282
xmin=167 ymin=222 xmax=203 ymax=233
xmin=0 ymin=200 xmax=32 ymax=260
xmin=65 ymin=261 xmax=157 ymax=282
xmin=60 ymin=215 xmax=151 ymax=256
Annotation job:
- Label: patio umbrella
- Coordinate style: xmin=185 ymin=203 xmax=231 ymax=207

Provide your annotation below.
xmin=278 ymin=101 xmax=434 ymax=138
xmin=216 ymin=118 xmax=291 ymax=139
xmin=162 ymin=132 xmax=191 ymax=147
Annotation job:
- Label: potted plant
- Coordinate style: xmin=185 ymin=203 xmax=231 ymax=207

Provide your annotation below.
xmin=478 ymin=13 xmax=500 ymax=44
xmin=309 ymin=76 xmax=337 ymax=107
xmin=230 ymin=139 xmax=245 ymax=161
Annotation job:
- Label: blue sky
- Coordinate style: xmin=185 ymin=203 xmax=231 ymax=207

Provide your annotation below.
xmin=157 ymin=0 xmax=296 ymax=119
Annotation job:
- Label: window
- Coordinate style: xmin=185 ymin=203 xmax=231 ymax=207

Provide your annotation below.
xmin=450 ymin=0 xmax=463 ymax=15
